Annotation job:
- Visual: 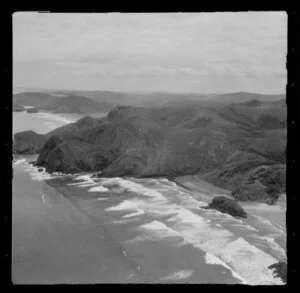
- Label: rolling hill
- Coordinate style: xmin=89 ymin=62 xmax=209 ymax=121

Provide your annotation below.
xmin=13 ymin=89 xmax=285 ymax=114
xmin=13 ymin=92 xmax=114 ymax=114
xmin=211 ymin=92 xmax=285 ymax=103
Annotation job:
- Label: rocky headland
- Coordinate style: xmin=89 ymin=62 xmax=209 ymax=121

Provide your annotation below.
xmin=13 ymin=99 xmax=286 ymax=204
xmin=13 ymin=131 xmax=48 ymax=155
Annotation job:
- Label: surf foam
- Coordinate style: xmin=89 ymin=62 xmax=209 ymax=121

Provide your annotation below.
xmin=160 ymin=269 xmax=194 ymax=281
xmin=59 ymin=175 xmax=285 ymax=285
xmin=205 ymin=253 xmax=246 ymax=284
xmin=13 ymin=159 xmax=26 ymax=166
xmin=88 ymin=186 xmax=109 ymax=192
xmin=36 ymin=112 xmax=75 ymax=124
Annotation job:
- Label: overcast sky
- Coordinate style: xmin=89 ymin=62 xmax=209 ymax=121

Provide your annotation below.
xmin=13 ymin=12 xmax=287 ymax=94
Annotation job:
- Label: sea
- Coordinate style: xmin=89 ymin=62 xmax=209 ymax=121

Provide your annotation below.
xmin=12 ymin=110 xmax=286 ymax=284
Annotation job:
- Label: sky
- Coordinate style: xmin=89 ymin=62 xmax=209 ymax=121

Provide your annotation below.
xmin=13 ymin=12 xmax=287 ymax=94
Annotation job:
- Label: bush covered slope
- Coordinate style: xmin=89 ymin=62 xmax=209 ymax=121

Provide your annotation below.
xmin=13 ymin=99 xmax=286 ymax=204
xmin=13 ymin=92 xmax=113 ymax=114
xmin=13 ymin=131 xmax=48 ymax=155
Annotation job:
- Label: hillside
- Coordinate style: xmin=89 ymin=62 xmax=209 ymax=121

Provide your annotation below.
xmin=39 ymin=95 xmax=111 ymax=114
xmin=61 ymin=90 xmax=212 ymax=107
xmin=212 ymin=92 xmax=285 ymax=103
xmin=14 ymin=100 xmax=286 ymax=204
xmin=13 ymin=92 xmax=113 ymax=114
xmin=63 ymin=90 xmax=284 ymax=107
xmin=13 ymin=92 xmax=60 ymax=108
xmin=13 ymin=90 xmax=285 ymax=114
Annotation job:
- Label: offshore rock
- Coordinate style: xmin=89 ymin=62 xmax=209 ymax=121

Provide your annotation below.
xmin=206 ymin=196 xmax=247 ymax=218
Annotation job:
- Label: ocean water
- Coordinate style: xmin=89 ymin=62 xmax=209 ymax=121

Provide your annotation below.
xmin=12 ymin=112 xmax=286 ymax=284
xmin=13 ymin=111 xmax=75 ymax=135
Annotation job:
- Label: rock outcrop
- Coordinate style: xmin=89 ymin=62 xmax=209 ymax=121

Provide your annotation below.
xmin=13 ymin=131 xmax=47 ymax=155
xmin=26 ymin=107 xmax=38 ymax=113
xmin=206 ymin=196 xmax=247 ymax=218
xmin=268 ymin=261 xmax=287 ymax=283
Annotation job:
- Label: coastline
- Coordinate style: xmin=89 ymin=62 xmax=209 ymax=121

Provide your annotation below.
xmin=13 ymin=157 xmax=286 ymax=284
xmin=172 ymin=174 xmax=286 ymax=257
xmin=36 ymin=111 xmax=79 ymax=124
xmin=12 ymin=110 xmax=286 ymax=284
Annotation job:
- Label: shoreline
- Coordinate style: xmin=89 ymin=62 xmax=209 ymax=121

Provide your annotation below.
xmin=36 ymin=111 xmax=79 ymax=123
xmin=16 ymin=158 xmax=284 ymax=208
xmin=13 ymin=157 xmax=286 ymax=284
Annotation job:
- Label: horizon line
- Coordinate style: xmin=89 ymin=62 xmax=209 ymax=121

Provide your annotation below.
xmin=13 ymin=86 xmax=286 ymax=96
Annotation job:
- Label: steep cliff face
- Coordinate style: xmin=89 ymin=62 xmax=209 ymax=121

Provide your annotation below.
xmin=13 ymin=131 xmax=47 ymax=155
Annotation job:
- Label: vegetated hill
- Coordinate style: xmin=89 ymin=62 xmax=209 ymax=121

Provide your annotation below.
xmin=13 ymin=131 xmax=48 ymax=155
xmin=14 ymin=100 xmax=286 ymax=204
xmin=233 ymin=99 xmax=263 ymax=107
xmin=203 ymin=156 xmax=286 ymax=204
xmin=13 ymin=116 xmax=104 ymax=155
xmin=39 ymin=95 xmax=112 ymax=114
xmin=47 ymin=116 xmax=105 ymax=137
xmin=212 ymin=92 xmax=285 ymax=103
xmin=272 ymin=98 xmax=286 ymax=107
xmin=13 ymin=92 xmax=114 ymax=114
xmin=62 ymin=90 xmax=212 ymax=108
xmin=14 ymin=90 xmax=285 ymax=114
xmin=13 ymin=92 xmax=60 ymax=108
xmin=216 ymin=103 xmax=286 ymax=130
xmin=67 ymin=90 xmax=284 ymax=107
